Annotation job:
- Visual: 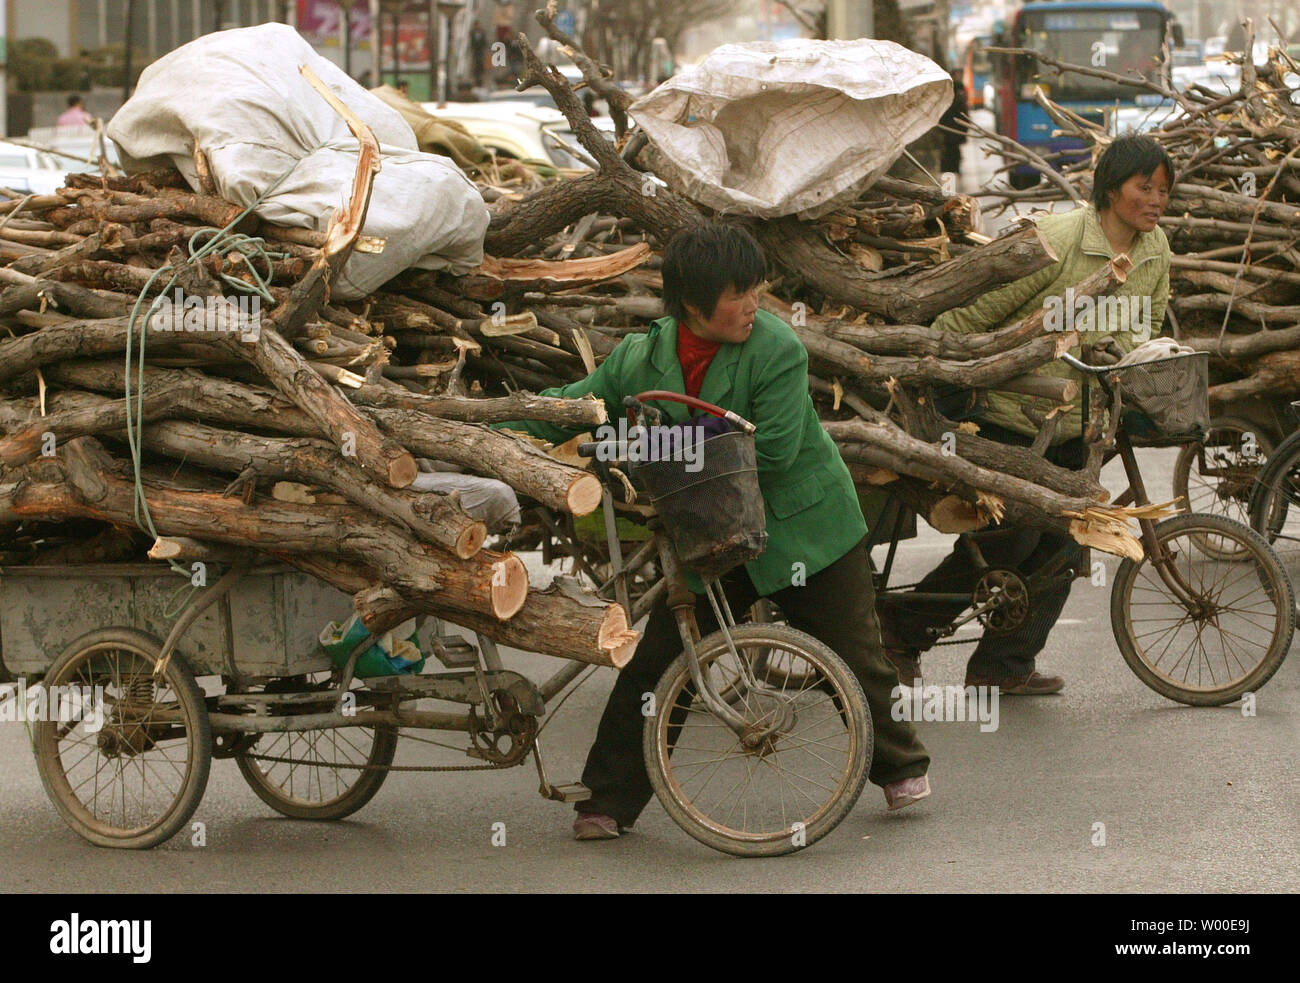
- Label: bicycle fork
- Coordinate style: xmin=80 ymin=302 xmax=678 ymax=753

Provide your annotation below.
xmin=660 ymin=546 xmax=774 ymax=742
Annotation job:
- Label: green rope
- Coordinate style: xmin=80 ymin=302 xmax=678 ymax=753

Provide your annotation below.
xmin=121 ymin=152 xmax=319 ymax=607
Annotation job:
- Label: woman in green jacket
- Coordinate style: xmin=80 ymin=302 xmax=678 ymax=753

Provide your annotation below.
xmin=879 ymin=133 xmax=1175 ymax=695
xmin=497 ymin=221 xmax=931 ymax=839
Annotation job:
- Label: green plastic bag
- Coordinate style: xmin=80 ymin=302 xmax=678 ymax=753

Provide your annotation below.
xmin=319 ymin=614 xmax=426 ymax=678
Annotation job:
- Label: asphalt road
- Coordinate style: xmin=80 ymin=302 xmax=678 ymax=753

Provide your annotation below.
xmin=1 ymin=448 xmax=1296 ymax=893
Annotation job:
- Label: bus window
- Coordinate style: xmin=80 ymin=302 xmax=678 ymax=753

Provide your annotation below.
xmin=1017 ymin=7 xmax=1167 ymax=102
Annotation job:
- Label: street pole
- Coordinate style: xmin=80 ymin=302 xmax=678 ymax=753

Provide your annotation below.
xmin=0 ymin=0 xmax=8 ymax=139
xmin=370 ymin=0 xmax=381 ymax=84
xmin=124 ymin=0 xmax=136 ymax=102
xmin=342 ymin=0 xmax=354 ymax=77
xmin=434 ymin=0 xmax=444 ymax=102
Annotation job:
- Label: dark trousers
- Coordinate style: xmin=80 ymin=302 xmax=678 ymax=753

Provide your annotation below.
xmin=578 ymin=535 xmax=930 ymax=827
xmin=941 ymin=141 xmax=963 ymax=174
xmin=890 ymin=422 xmax=1083 ymax=677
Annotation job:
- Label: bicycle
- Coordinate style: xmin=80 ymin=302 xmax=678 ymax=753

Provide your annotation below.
xmin=865 ymin=351 xmax=1295 ymax=706
xmin=573 ymin=392 xmax=873 ymax=855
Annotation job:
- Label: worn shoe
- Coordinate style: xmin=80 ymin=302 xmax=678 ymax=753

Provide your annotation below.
xmin=883 ymin=775 xmax=931 ymax=811
xmin=573 ymin=813 xmax=622 ymax=840
xmin=882 ymin=647 xmax=922 ymax=688
xmin=965 ymin=670 xmax=1065 ymax=695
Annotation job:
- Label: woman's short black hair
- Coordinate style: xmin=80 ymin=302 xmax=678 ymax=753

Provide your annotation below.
xmin=661 ymin=220 xmax=766 ymax=323
xmin=1092 ymin=133 xmax=1176 ymax=210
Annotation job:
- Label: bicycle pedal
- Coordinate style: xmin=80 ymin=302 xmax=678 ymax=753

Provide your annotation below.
xmin=543 ymin=782 xmax=593 ymax=803
xmin=430 ymin=634 xmax=479 ymax=668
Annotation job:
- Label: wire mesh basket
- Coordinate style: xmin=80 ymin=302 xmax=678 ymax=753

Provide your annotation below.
xmin=1098 ymin=351 xmax=1210 ymax=447
xmin=629 ymin=429 xmax=768 ymax=580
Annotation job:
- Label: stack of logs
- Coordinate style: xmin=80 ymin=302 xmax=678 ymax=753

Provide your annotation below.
xmin=0 ymin=12 xmax=1173 ymax=673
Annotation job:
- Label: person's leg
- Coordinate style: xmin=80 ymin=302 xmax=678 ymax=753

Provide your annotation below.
xmin=774 ymin=536 xmax=930 ymax=787
xmin=886 ymin=523 xmax=1042 ymax=653
xmin=576 ymin=568 xmax=756 ymax=828
xmin=964 ymin=530 xmax=1078 ymax=678
xmin=965 ymin=436 xmax=1084 ymax=683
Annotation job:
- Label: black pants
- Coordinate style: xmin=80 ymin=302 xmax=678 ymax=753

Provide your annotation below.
xmin=578 ymin=535 xmax=930 ymax=827
xmin=890 ymin=422 xmax=1084 ymax=677
xmin=941 ymin=141 xmax=963 ymax=175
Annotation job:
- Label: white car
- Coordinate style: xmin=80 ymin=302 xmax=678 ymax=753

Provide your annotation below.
xmin=0 ymin=141 xmax=69 ymax=195
xmin=25 ymin=124 xmax=121 ymax=176
xmin=420 ymin=100 xmax=613 ymax=171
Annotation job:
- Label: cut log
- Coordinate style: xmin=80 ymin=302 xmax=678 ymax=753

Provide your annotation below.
xmin=754 ymin=221 xmax=1058 ymax=323
xmin=1 ymin=437 xmax=525 ymax=621
xmin=369 ymin=407 xmax=602 ymax=516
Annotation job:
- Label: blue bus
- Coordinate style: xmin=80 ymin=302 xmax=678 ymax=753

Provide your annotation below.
xmin=993 ymin=1 xmax=1182 ymax=187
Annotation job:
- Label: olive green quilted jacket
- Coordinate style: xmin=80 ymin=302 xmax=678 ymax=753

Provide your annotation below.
xmin=934 ymin=204 xmax=1171 ymax=442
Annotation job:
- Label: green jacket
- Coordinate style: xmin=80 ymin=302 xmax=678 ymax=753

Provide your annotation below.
xmin=934 ymin=204 xmax=1171 ymax=442
xmin=493 ymin=310 xmax=867 ymax=595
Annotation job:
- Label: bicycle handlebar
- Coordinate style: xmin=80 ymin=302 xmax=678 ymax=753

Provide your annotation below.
xmin=629 ymin=391 xmax=757 ymax=435
xmin=1059 ymin=352 xmax=1109 ymax=375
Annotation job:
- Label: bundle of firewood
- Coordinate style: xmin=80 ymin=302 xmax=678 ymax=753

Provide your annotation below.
xmin=974 ymin=23 xmax=1300 ymax=407
xmin=0 ymin=9 xmax=1177 ymax=676
xmin=0 ymin=94 xmax=641 ymax=671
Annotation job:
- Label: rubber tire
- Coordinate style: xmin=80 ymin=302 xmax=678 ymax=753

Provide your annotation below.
xmin=1172 ymin=417 xmax=1271 ymax=559
xmin=236 ymin=724 xmax=398 ymax=820
xmin=1248 ymin=428 xmax=1300 ymax=546
xmin=644 ymin=623 xmax=872 ymax=857
xmin=1110 ymin=514 xmax=1294 ymax=705
xmin=33 ymin=628 xmax=212 ymax=849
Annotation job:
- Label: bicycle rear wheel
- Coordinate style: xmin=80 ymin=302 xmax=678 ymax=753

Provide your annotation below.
xmin=1173 ymin=418 xmax=1269 ymax=559
xmin=1110 ymin=514 xmax=1294 ymax=705
xmin=644 ymin=624 xmax=872 ymax=857
xmin=1248 ymin=428 xmax=1300 ymax=597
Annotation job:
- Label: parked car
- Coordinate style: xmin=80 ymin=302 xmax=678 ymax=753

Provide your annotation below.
xmin=0 ymin=141 xmax=69 ymax=195
xmin=421 ymin=100 xmax=613 ymax=171
xmin=25 ymin=124 xmax=121 ymax=176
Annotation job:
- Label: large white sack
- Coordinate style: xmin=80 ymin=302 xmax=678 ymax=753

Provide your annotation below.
xmin=108 ymin=24 xmax=488 ymax=299
xmin=629 ymin=39 xmax=952 ymax=219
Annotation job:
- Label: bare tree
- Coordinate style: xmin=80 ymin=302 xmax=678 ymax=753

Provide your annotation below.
xmin=582 ymin=0 xmax=740 ymax=81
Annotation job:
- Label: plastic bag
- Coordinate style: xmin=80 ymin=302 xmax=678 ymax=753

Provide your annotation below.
xmin=108 ymin=24 xmax=489 ymax=299
xmin=629 ymin=38 xmax=952 ymax=218
xmin=319 ymin=614 xmax=426 ymax=678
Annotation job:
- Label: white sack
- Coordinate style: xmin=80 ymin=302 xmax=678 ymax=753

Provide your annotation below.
xmin=629 ymin=39 xmax=953 ymax=219
xmin=108 ymin=24 xmax=488 ymax=299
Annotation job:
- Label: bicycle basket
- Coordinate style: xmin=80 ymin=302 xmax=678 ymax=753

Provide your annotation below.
xmin=1098 ymin=351 xmax=1209 ymax=448
xmin=629 ymin=428 xmax=768 ymax=580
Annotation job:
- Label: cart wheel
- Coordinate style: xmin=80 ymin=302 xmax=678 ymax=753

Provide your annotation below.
xmin=645 ymin=623 xmax=872 ymax=857
xmin=1110 ymin=514 xmax=1294 ymax=706
xmin=1172 ymin=418 xmax=1271 ymax=559
xmin=236 ymin=723 xmax=397 ymax=821
xmin=32 ymin=628 xmax=211 ymax=850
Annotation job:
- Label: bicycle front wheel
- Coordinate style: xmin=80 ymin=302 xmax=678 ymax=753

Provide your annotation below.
xmin=1110 ymin=514 xmax=1294 ymax=705
xmin=644 ymin=623 xmax=872 ymax=857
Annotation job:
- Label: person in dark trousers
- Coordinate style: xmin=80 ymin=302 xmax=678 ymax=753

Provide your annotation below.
xmin=879 ymin=134 xmax=1175 ymax=695
xmin=470 ymin=24 xmax=489 ymax=88
xmin=495 ymin=221 xmax=932 ymax=839
xmin=940 ymin=69 xmax=968 ymax=177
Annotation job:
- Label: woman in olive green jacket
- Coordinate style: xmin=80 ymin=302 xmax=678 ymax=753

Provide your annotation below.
xmin=881 ymin=133 xmax=1175 ymax=696
xmin=496 ymin=221 xmax=931 ymax=838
